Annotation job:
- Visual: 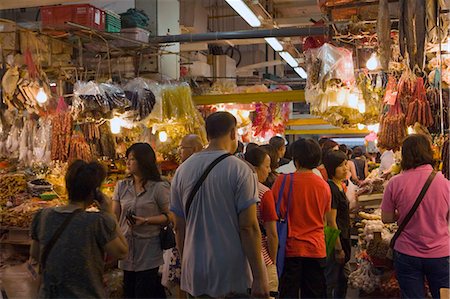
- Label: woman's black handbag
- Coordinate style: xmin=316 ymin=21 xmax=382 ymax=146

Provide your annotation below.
xmin=159 ymin=214 xmax=176 ymax=250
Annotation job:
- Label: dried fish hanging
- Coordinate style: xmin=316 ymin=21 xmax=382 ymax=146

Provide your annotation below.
xmin=398 ymin=0 xmax=426 ymax=70
xmin=378 ymin=99 xmax=407 ymax=150
xmin=377 ymin=0 xmax=391 ymax=71
xmin=406 ymin=77 xmax=434 ymax=126
xmin=426 ymin=0 xmax=449 ymax=45
xmin=428 ymin=87 xmax=449 ymax=133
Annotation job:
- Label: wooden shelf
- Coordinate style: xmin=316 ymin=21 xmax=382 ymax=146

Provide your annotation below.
xmin=287 ymin=118 xmax=330 ymax=126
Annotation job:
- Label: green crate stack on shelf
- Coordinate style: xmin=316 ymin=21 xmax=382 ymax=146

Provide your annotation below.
xmin=105 ymin=10 xmax=121 ymax=33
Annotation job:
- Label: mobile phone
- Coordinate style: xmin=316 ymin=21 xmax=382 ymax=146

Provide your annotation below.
xmin=94 ymin=188 xmax=103 ymax=203
xmin=126 ymin=210 xmax=136 ymax=225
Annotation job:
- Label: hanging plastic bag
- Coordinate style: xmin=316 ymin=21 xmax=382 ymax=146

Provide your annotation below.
xmin=307 ymin=43 xmax=356 ymax=87
xmin=123 ymin=78 xmax=156 ymax=121
xmin=99 ymin=83 xmax=131 ymax=112
xmin=73 ymin=81 xmax=110 ymax=118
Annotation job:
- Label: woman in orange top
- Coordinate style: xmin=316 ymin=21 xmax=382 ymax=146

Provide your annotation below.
xmin=272 ymin=138 xmax=335 ymax=299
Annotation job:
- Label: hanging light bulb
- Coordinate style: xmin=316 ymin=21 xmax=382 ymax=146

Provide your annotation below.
xmin=358 ymin=100 xmax=366 ymax=113
xmin=110 ymin=117 xmax=123 ymax=134
xmin=159 ymin=131 xmax=168 ymax=142
xmin=366 ymin=53 xmax=379 ymax=71
xmin=36 ymin=88 xmax=48 ymax=104
xmin=348 ymin=93 xmax=359 ymax=109
xmin=357 ymin=123 xmax=366 ymax=130
xmin=337 ymin=89 xmax=347 ymax=105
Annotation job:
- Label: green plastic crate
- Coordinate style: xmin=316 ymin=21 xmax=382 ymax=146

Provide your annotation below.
xmin=105 ymin=11 xmax=121 ymax=32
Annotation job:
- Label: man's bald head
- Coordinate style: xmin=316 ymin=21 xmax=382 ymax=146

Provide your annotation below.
xmin=179 ymin=134 xmax=204 ymax=162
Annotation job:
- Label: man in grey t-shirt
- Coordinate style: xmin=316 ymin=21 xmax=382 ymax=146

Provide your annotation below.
xmin=170 ymin=112 xmax=269 ymax=298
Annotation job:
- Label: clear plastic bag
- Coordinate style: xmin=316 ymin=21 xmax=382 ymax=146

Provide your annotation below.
xmin=306 ymin=43 xmax=356 ymax=88
xmin=123 ymin=78 xmax=157 ymax=122
xmin=99 ymin=83 xmax=131 ymax=112
xmin=73 ymin=81 xmax=110 ymax=118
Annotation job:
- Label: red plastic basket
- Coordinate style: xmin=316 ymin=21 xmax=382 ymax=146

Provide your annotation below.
xmin=41 ymin=4 xmax=105 ymax=31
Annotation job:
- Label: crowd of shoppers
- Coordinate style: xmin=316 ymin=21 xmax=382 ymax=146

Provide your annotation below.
xmin=30 ymin=111 xmax=449 ymax=299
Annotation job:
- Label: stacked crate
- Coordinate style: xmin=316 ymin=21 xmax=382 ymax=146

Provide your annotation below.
xmin=105 ymin=10 xmax=121 ymax=33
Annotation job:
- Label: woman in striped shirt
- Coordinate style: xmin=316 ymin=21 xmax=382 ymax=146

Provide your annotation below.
xmin=245 ymin=147 xmax=279 ymax=295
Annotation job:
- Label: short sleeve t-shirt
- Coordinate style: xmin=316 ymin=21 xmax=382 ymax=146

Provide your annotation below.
xmin=170 ymin=150 xmax=258 ymax=297
xmin=381 ymin=165 xmax=450 ymax=258
xmin=31 ymin=208 xmax=117 ymax=298
xmin=328 ymin=180 xmax=351 ymax=262
xmin=257 ymin=182 xmax=278 ymax=265
xmin=327 ymin=181 xmax=350 ymax=240
xmin=113 ymin=179 xmax=170 ymax=271
xmin=272 ymin=172 xmax=331 ymax=258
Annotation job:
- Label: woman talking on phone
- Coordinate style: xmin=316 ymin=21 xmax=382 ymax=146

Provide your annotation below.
xmin=112 ymin=143 xmax=170 ymax=298
xmin=30 ymin=160 xmax=128 ymax=298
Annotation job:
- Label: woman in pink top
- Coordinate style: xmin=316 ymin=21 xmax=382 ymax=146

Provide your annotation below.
xmin=381 ymin=134 xmax=449 ymax=299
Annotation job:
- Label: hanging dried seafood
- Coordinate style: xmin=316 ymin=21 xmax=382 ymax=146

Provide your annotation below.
xmin=405 ymin=77 xmax=434 ymax=126
xmin=378 ymin=100 xmax=407 ymax=150
xmin=123 ymin=78 xmax=156 ymax=121
xmin=426 ymin=0 xmax=449 ymax=45
xmin=99 ymin=83 xmax=131 ymax=112
xmin=398 ymin=0 xmax=426 ymax=70
xmin=377 ymin=0 xmax=391 ymax=71
xmin=1 ymin=66 xmax=19 ymax=106
xmin=73 ymin=81 xmax=110 ymax=119
xmin=51 ymin=112 xmax=72 ymax=162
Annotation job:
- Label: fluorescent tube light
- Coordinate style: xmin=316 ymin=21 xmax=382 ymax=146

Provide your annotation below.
xmin=294 ymin=67 xmax=307 ymax=79
xmin=225 ymin=0 xmax=261 ymax=27
xmin=264 ymin=37 xmax=283 ymax=51
xmin=279 ymin=51 xmax=298 ymax=68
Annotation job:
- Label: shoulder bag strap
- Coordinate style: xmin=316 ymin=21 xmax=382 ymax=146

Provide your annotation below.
xmin=390 ymin=171 xmax=437 ymax=248
xmin=40 ymin=209 xmax=82 ymax=272
xmin=285 ymin=173 xmax=294 ymax=215
xmin=185 ymin=153 xmax=231 ymax=219
xmin=275 ymin=174 xmax=288 ymax=216
xmin=277 ymin=173 xmax=294 ymax=221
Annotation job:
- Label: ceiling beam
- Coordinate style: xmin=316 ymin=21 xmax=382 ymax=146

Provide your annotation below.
xmin=324 ymin=0 xmax=399 ymax=9
xmin=274 ymin=15 xmax=324 ymax=27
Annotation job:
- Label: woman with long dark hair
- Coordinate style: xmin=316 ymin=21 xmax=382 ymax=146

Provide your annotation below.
xmin=381 ymin=134 xmax=449 ymax=298
xmin=112 ymin=143 xmax=170 ymax=298
xmin=323 ymin=150 xmax=351 ymax=299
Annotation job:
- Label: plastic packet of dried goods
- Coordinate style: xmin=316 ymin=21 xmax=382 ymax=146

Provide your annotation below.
xmin=307 ymin=43 xmax=356 ymax=87
xmin=99 ymin=83 xmax=131 ymax=112
xmin=73 ymin=81 xmax=110 ymax=117
xmin=123 ymin=78 xmax=156 ymax=121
